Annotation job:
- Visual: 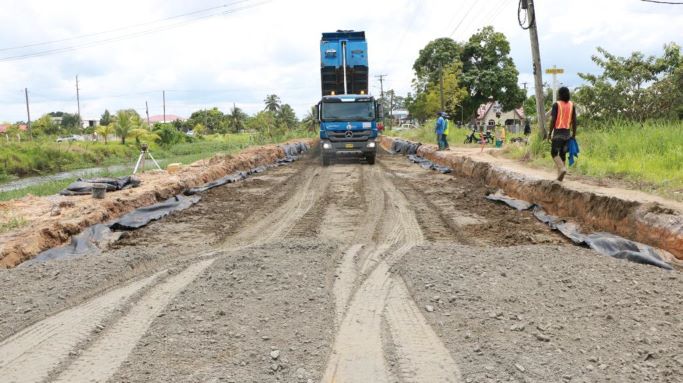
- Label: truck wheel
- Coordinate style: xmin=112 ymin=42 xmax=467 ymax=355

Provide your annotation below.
xmin=366 ymin=154 xmax=376 ymax=165
xmin=322 ymin=154 xmax=331 ymax=166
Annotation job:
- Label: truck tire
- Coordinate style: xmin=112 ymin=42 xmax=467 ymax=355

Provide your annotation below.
xmin=366 ymin=154 xmax=376 ymax=165
xmin=322 ymin=154 xmax=331 ymax=166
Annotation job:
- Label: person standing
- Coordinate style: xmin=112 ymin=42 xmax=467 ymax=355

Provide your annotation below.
xmin=442 ymin=113 xmax=450 ymax=150
xmin=548 ymin=87 xmax=577 ymax=181
xmin=435 ymin=111 xmax=446 ymax=150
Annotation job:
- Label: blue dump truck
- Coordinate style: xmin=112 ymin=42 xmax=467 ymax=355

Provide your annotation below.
xmin=317 ymin=30 xmax=383 ymax=166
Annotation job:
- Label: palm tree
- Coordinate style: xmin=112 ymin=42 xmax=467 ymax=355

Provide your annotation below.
xmin=95 ymin=124 xmax=115 ymax=144
xmin=113 ymin=110 xmax=134 ymax=144
xmin=228 ymin=104 xmax=247 ymax=133
xmin=263 ymin=94 xmax=281 ymax=113
xmin=302 ymin=106 xmax=318 ymax=132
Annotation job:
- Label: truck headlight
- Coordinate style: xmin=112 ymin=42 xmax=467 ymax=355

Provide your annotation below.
xmin=367 ymin=142 xmax=376 ymax=148
xmin=323 ymin=143 xmax=331 ymax=149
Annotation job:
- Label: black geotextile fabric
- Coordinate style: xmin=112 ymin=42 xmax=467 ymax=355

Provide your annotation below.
xmin=23 ymin=224 xmax=122 ymax=266
xmin=487 ymin=191 xmax=674 ymax=270
xmin=59 ymin=176 xmax=140 ymax=196
xmin=407 ymin=154 xmax=452 ymax=174
xmin=391 ymin=139 xmax=421 ymax=155
xmin=185 ymin=172 xmax=248 ymax=195
xmin=110 ymin=194 xmax=202 ymax=230
xmin=29 ymin=141 xmax=312 ymax=264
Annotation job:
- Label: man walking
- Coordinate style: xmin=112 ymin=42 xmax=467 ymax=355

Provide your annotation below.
xmin=435 ymin=111 xmax=446 ymax=150
xmin=548 ymin=87 xmax=577 ymax=181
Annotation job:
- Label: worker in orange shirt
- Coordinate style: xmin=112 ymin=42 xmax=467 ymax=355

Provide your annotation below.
xmin=548 ymin=87 xmax=577 ymax=181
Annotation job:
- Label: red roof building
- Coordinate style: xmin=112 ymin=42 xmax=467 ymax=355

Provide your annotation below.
xmin=0 ymin=124 xmax=28 ymax=134
xmin=147 ymin=114 xmax=185 ymax=124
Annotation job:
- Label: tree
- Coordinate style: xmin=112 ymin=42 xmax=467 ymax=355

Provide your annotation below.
xmin=407 ymin=62 xmax=467 ymax=122
xmin=247 ymin=111 xmax=277 ymax=137
xmin=127 ymin=128 xmax=159 ymax=145
xmin=264 ymin=94 xmax=281 ymax=113
xmin=301 ymin=106 xmax=318 ymax=132
xmin=154 ymin=124 xmax=185 ymax=146
xmin=186 ymin=107 xmax=227 ymax=134
xmin=575 ymin=43 xmax=682 ymax=120
xmin=32 ymin=114 xmax=58 ymax=136
xmin=227 ymin=104 xmax=247 ymax=133
xmin=276 ymin=104 xmax=298 ymax=130
xmin=460 ymin=26 xmax=525 ymax=116
xmin=113 ymin=109 xmax=139 ymax=144
xmin=60 ymin=113 xmax=82 ymax=131
xmin=95 ymin=124 xmax=115 ymax=144
xmin=192 ymin=123 xmax=206 ymax=136
xmin=413 ymin=38 xmax=463 ymax=85
xmin=100 ymin=109 xmax=112 ymax=126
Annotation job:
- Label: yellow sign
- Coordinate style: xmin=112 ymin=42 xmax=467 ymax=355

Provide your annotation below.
xmin=545 ymin=68 xmax=564 ymax=74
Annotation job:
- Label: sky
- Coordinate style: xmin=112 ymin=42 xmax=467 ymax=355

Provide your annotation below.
xmin=1 ymin=0 xmax=682 ymax=122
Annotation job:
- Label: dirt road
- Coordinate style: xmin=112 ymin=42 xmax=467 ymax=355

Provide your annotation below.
xmin=0 ymin=149 xmax=681 ymax=382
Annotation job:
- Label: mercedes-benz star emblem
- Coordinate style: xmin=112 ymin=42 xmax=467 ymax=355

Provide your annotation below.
xmin=345 ymin=131 xmax=353 ymax=138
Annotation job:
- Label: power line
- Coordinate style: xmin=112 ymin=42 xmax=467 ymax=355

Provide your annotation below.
xmin=0 ymin=1 xmax=270 ymax=62
xmin=640 ymin=0 xmax=683 ymax=4
xmin=448 ymin=1 xmax=478 ymax=38
xmin=0 ymin=1 xmax=251 ymax=52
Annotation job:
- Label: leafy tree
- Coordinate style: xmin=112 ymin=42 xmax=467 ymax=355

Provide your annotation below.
xmin=264 ymin=94 xmax=281 ymax=113
xmin=60 ymin=113 xmax=82 ymax=131
xmin=276 ymin=104 xmax=298 ymax=130
xmin=95 ymin=124 xmax=115 ymax=144
xmin=460 ymin=26 xmax=525 ymax=116
xmin=413 ymin=38 xmax=462 ymax=85
xmin=227 ymin=104 xmax=247 ymax=133
xmin=192 ymin=123 xmax=206 ymax=136
xmin=33 ymin=114 xmax=59 ymax=136
xmin=575 ymin=43 xmax=682 ymax=120
xmin=407 ymin=62 xmax=467 ymax=122
xmin=247 ymin=111 xmax=277 ymax=137
xmin=100 ymin=109 xmax=112 ymax=126
xmin=186 ymin=107 xmax=227 ymax=134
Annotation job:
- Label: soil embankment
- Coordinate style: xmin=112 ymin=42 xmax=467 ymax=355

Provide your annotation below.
xmin=0 ymin=139 xmax=315 ymax=268
xmin=381 ymin=136 xmax=683 ymax=261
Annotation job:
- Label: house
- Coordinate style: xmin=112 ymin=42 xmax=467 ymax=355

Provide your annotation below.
xmin=81 ymin=118 xmax=100 ymax=129
xmin=476 ymin=100 xmax=526 ymax=133
xmin=0 ymin=123 xmax=28 ymax=134
xmin=148 ymin=114 xmax=185 ymax=124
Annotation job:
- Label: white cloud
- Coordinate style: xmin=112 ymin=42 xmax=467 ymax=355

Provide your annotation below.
xmin=0 ymin=0 xmax=681 ymax=122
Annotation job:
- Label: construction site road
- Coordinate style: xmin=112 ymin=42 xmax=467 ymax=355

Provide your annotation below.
xmin=0 ymin=149 xmax=681 ymax=383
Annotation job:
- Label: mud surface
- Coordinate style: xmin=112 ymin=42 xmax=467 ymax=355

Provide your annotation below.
xmin=0 ymin=149 xmax=680 ymax=382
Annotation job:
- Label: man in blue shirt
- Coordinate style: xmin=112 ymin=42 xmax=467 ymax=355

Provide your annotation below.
xmin=435 ymin=112 xmax=446 ymax=150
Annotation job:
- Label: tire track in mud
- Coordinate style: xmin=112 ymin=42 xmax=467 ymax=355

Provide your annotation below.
xmin=52 ymin=260 xmax=214 ymax=383
xmin=0 ymin=156 xmax=334 ymax=383
xmin=324 ymin=153 xmax=461 ymax=383
xmin=0 ymin=271 xmax=164 ymax=383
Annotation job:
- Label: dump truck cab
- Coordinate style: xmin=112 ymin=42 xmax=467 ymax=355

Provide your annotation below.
xmin=318 ymin=30 xmax=381 ymax=166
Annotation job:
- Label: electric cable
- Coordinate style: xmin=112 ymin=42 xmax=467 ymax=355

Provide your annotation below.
xmin=0 ymin=1 xmax=270 ymax=62
xmin=0 ymin=1 xmax=251 ymax=52
xmin=640 ymin=0 xmax=683 ymax=4
xmin=518 ymin=0 xmax=535 ymax=30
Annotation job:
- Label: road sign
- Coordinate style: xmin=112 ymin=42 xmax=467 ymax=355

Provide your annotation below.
xmin=546 ymin=68 xmax=564 ymax=74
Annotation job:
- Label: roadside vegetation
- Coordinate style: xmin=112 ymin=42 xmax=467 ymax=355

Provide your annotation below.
xmin=0 ymin=94 xmax=316 ymax=200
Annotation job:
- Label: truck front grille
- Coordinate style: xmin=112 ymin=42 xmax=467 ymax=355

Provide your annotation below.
xmin=328 ymin=129 xmax=372 ymax=142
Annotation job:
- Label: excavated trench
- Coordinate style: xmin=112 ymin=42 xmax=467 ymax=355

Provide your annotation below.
xmin=381 ymin=136 xmax=683 ymax=265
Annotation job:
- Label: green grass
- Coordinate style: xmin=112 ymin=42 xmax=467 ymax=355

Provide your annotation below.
xmin=0 ymin=214 xmax=27 ymax=233
xmin=502 ymin=120 xmax=683 ymax=198
xmin=0 ymin=130 xmax=315 ymax=201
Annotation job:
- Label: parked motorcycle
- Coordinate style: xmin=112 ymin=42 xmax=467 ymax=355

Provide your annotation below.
xmin=464 ymin=127 xmax=494 ymax=144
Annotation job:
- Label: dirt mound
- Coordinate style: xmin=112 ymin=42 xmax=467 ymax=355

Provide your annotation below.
xmin=380 ymin=136 xmax=683 ymax=261
xmin=0 ymin=139 xmax=315 ymax=268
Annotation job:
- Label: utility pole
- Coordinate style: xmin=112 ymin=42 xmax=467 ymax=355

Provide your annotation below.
xmin=522 ymin=82 xmax=528 ymax=91
xmin=162 ymin=90 xmax=166 ymax=123
xmin=145 ymin=101 xmax=151 ymax=126
xmin=375 ymin=74 xmax=386 ymax=101
xmin=524 ymin=0 xmax=547 ymax=138
xmin=24 ymin=88 xmax=33 ymax=140
xmin=75 ymin=75 xmax=81 ymax=117
xmin=439 ymin=64 xmax=445 ymax=112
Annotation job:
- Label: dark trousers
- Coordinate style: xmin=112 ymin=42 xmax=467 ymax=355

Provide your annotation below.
xmin=442 ymin=134 xmax=449 ymax=148
xmin=551 ymin=129 xmax=571 ymax=162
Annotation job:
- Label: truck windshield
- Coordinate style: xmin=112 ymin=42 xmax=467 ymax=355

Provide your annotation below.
xmin=322 ymin=101 xmax=375 ymax=121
